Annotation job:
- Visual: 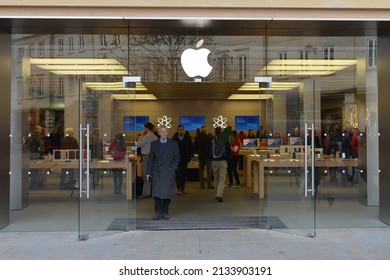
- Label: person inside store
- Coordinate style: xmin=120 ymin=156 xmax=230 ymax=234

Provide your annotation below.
xmin=247 ymin=129 xmax=256 ymax=138
xmin=88 ymin=129 xmax=103 ymax=189
xmin=44 ymin=127 xmax=60 ymax=156
xmin=325 ymin=124 xmax=341 ymax=182
xmin=210 ymin=126 xmax=231 ymax=203
xmin=108 ymin=133 xmax=126 ymax=194
xmin=193 ymin=125 xmax=213 ymax=189
xmin=293 ymin=126 xmax=300 ymax=137
xmin=238 ymin=130 xmax=247 ymax=143
xmin=227 ymin=130 xmax=241 ymax=187
xmin=172 ymin=124 xmax=194 ymax=195
xmin=289 ymin=126 xmax=302 ymax=145
xmin=146 ymin=125 xmax=180 ymax=220
xmin=59 ymin=127 xmax=79 ymax=189
xmin=274 ymin=132 xmax=282 ymax=139
xmin=306 ymin=128 xmax=321 ymax=148
xmin=283 ymin=131 xmax=290 ymax=145
xmin=340 ymin=125 xmax=355 ymax=183
xmin=136 ymin=122 xmax=158 ymax=198
xmin=26 ymin=124 xmax=45 ymax=189
xmin=256 ymin=125 xmax=268 ymax=141
xmin=351 ymin=127 xmax=359 ymax=159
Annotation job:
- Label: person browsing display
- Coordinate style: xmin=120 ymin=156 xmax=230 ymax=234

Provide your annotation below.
xmin=59 ymin=127 xmax=78 ymax=189
xmin=227 ymin=130 xmax=241 ymax=187
xmin=108 ymin=133 xmax=126 ymax=194
xmin=146 ymin=125 xmax=180 ymax=220
xmin=136 ymin=122 xmax=158 ymax=198
xmin=193 ymin=125 xmax=213 ymax=189
xmin=172 ymin=124 xmax=194 ymax=195
xmin=210 ymin=126 xmax=231 ymax=203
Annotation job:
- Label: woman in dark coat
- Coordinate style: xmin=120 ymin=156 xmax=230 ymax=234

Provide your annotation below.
xmin=146 ymin=125 xmax=180 ymax=220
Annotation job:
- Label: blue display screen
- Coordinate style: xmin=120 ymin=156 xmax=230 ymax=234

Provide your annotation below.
xmin=179 ymin=116 xmax=205 ymax=131
xmin=123 ymin=116 xmax=149 ymax=131
xmin=268 ymin=138 xmax=282 ymax=147
xmin=242 ymin=138 xmax=258 ymax=148
xmin=235 ymin=116 xmax=260 ymax=131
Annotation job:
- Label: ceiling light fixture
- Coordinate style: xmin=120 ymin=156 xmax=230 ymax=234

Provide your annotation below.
xmin=238 ymin=82 xmax=300 ymax=91
xmin=111 ymin=94 xmax=156 ymax=100
xmin=260 ymin=59 xmax=357 ymax=76
xmin=228 ymin=94 xmax=274 ymax=100
xmin=30 ymin=58 xmax=128 ymax=75
xmin=85 ymin=82 xmax=148 ymax=91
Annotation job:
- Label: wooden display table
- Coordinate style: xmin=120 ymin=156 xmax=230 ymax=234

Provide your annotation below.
xmin=252 ymin=157 xmax=359 ymax=198
xmin=29 ymin=158 xmax=136 ymax=200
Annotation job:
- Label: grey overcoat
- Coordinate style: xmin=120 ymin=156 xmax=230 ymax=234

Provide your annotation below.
xmin=146 ymin=139 xmax=180 ymax=199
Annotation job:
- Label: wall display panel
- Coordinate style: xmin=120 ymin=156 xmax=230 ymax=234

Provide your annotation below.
xmin=123 ymin=116 xmax=149 ymax=131
xmin=235 ymin=116 xmax=260 ymax=131
xmin=179 ymin=116 xmax=205 ymax=131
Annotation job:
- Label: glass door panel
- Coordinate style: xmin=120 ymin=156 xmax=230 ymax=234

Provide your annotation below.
xmin=127 ymin=31 xmax=264 ymax=229
xmin=77 ymin=34 xmax=136 ymax=239
xmin=257 ymin=79 xmax=317 ymax=236
xmin=259 ymin=35 xmax=381 ymax=236
xmin=8 ymin=35 xmax=80 ymax=232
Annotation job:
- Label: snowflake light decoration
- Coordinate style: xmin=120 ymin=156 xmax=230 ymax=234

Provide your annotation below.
xmin=213 ymin=115 xmax=227 ymax=128
xmin=157 ymin=115 xmax=172 ymax=128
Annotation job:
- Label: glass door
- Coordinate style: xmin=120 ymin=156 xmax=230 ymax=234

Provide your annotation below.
xmin=76 ymin=34 xmax=136 ymax=239
xmin=256 ymin=77 xmax=318 ymax=236
xmin=258 ymin=34 xmax=382 ymax=236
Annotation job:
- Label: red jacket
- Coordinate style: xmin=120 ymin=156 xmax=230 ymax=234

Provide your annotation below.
xmin=230 ymin=139 xmax=241 ymax=157
xmin=108 ymin=140 xmax=126 ymax=161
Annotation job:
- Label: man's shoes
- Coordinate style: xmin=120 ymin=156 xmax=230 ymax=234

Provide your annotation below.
xmin=153 ymin=213 xmax=161 ymax=220
xmin=216 ymin=196 xmax=223 ymax=202
xmin=233 ymin=184 xmax=241 ymax=188
xmin=162 ymin=213 xmax=170 ymax=220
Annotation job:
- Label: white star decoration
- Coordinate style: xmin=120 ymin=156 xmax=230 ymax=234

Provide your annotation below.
xmin=157 ymin=115 xmax=172 ymax=128
xmin=213 ymin=115 xmax=227 ymax=128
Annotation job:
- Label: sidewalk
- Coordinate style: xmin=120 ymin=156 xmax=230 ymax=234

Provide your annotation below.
xmin=1 ymin=227 xmax=390 ymax=260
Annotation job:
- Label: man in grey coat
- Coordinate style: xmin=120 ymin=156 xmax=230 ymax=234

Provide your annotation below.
xmin=146 ymin=125 xmax=180 ymax=220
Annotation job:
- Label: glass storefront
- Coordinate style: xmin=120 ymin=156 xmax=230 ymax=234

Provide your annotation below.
xmin=4 ymin=20 xmax=385 ymax=236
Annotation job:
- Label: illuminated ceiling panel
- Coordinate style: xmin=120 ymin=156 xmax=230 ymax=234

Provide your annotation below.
xmin=238 ymin=82 xmax=301 ymax=91
xmin=85 ymin=82 xmax=148 ymax=91
xmin=30 ymin=58 xmax=128 ymax=75
xmin=228 ymin=94 xmax=273 ymax=100
xmin=260 ymin=59 xmax=357 ymax=76
xmin=111 ymin=94 xmax=157 ymax=100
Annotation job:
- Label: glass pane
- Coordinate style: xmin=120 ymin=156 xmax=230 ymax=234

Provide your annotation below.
xmin=6 ymin=20 xmax=384 ymax=235
xmin=8 ymin=33 xmax=135 ymax=236
xmin=127 ymin=33 xmax=263 ymax=229
xmin=258 ymin=35 xmax=383 ymax=236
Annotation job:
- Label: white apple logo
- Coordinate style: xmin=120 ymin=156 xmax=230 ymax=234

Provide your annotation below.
xmin=181 ymin=39 xmax=213 ymax=78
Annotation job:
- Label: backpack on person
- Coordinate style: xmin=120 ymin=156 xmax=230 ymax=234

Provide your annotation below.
xmin=211 ymin=137 xmax=226 ymax=160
